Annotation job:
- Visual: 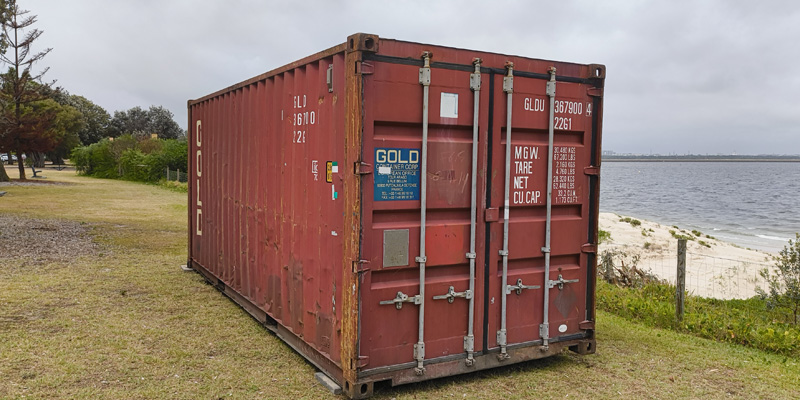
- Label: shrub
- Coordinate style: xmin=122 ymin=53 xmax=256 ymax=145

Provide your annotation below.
xmin=598 ymin=229 xmax=611 ymax=244
xmin=119 ymin=149 xmax=150 ymax=182
xmin=758 ymin=233 xmax=800 ymax=325
xmin=71 ymin=139 xmax=117 ymax=178
xmin=71 ymin=137 xmax=187 ymax=184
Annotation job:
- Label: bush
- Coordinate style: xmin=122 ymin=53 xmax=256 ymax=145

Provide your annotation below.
xmin=71 ymin=139 xmax=118 ymax=178
xmin=72 ymin=136 xmax=188 ymax=183
xmin=119 ymin=149 xmax=150 ymax=181
xmin=619 ymin=217 xmax=641 ymax=227
xmin=758 ymin=233 xmax=800 ymax=325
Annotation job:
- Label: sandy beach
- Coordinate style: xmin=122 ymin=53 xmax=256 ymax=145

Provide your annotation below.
xmin=598 ymin=212 xmax=775 ymax=299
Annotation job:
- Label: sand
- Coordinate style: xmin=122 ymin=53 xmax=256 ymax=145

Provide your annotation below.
xmin=598 ymin=212 xmax=775 ymax=299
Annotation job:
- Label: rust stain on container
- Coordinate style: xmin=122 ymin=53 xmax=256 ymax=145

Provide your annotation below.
xmin=188 ymin=33 xmax=605 ymax=399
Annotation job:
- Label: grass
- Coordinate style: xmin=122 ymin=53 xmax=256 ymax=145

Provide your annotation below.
xmin=2 ymin=167 xmax=800 ymax=399
xmin=597 ymin=280 xmax=800 ymax=357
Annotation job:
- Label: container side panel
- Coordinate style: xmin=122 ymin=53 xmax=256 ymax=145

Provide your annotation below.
xmin=188 ymin=54 xmax=347 ymax=367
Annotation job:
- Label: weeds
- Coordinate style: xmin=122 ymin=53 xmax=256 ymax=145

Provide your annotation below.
xmin=598 ymin=229 xmax=611 ymax=244
xmin=598 ymin=247 xmax=800 ymax=357
xmin=619 ymin=217 xmax=641 ymax=227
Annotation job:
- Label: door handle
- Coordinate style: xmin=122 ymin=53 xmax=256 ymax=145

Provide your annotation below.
xmin=379 ymin=291 xmax=421 ymax=310
xmin=432 ymin=286 xmax=473 ymax=303
xmin=506 ymin=278 xmax=541 ymax=295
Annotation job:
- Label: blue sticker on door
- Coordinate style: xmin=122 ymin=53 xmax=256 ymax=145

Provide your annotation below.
xmin=374 ymin=148 xmax=420 ymax=201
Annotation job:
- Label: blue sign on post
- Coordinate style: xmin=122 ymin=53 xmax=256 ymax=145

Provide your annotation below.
xmin=374 ymin=148 xmax=421 ymax=201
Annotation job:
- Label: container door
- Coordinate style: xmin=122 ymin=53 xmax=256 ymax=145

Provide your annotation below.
xmin=358 ymin=55 xmax=598 ymax=371
xmin=359 ymin=56 xmax=490 ymax=370
xmin=485 ymin=66 xmax=596 ymax=356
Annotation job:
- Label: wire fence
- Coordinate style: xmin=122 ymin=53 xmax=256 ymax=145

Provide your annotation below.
xmin=600 ymin=242 xmax=773 ymax=300
xmin=165 ymin=167 xmax=188 ymax=183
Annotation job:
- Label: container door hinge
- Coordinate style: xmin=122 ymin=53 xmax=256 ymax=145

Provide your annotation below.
xmin=484 ymin=208 xmax=499 ymax=222
xmin=355 ymin=162 xmax=372 ymax=175
xmin=583 ymin=166 xmax=600 ymax=176
xmin=352 ymin=260 xmax=370 ymax=273
xmin=356 ymin=61 xmax=374 ymax=75
xmin=349 ymin=355 xmax=369 ymax=369
xmin=581 ymin=243 xmax=597 ymax=254
xmin=357 ymin=355 xmax=369 ymax=368
xmin=587 ymin=87 xmax=603 ymax=97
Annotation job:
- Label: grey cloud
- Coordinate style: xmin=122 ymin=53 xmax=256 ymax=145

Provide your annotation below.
xmin=28 ymin=0 xmax=800 ymax=154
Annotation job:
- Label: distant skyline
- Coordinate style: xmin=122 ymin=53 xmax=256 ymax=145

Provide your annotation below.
xmin=26 ymin=0 xmax=800 ymax=154
xmin=603 ymin=150 xmax=800 ymax=157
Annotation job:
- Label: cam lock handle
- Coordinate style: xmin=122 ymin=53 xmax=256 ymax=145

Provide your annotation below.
xmin=506 ymin=278 xmax=541 ymax=295
xmin=432 ymin=286 xmax=473 ymax=303
xmin=379 ymin=291 xmax=422 ymax=310
xmin=548 ymin=274 xmax=579 ymax=290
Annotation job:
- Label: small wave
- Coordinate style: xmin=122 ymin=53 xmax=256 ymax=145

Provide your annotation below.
xmin=757 ymin=234 xmax=792 ymax=242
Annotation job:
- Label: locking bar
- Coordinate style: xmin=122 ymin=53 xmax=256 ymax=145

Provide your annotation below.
xmin=433 ymin=286 xmax=473 ymax=303
xmin=506 ymin=278 xmax=541 ymax=295
xmin=379 ymin=291 xmax=422 ymax=310
xmin=497 ymin=61 xmax=514 ymax=361
xmin=548 ymin=274 xmax=579 ymax=290
xmin=541 ymin=67 xmax=557 ymax=351
xmin=413 ymin=51 xmax=433 ymax=375
xmin=464 ymin=58 xmax=482 ymax=367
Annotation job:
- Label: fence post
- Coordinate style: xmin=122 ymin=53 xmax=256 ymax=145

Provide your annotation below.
xmin=676 ymin=239 xmax=687 ymax=323
xmin=602 ymin=251 xmax=615 ymax=283
xmin=166 ymin=166 xmax=169 ymax=181
xmin=177 ymin=169 xmax=181 ymax=182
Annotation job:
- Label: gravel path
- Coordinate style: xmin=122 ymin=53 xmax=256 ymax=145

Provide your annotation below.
xmin=0 ymin=181 xmax=73 ymax=187
xmin=0 ymin=215 xmax=98 ymax=263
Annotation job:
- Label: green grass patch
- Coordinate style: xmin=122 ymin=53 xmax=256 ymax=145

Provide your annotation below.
xmin=2 ymin=167 xmax=800 ymax=399
xmin=157 ymin=179 xmax=188 ymax=193
xmin=597 ymin=279 xmax=800 ymax=357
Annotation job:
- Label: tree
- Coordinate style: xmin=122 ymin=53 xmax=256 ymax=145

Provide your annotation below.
xmin=42 ymin=99 xmax=84 ymax=164
xmin=0 ymin=1 xmax=53 ymax=180
xmin=147 ymin=105 xmax=184 ymax=139
xmin=0 ymin=0 xmax=10 ymax=181
xmin=53 ymin=90 xmax=110 ymax=145
xmin=758 ymin=233 xmax=800 ymax=325
xmin=108 ymin=105 xmax=184 ymax=140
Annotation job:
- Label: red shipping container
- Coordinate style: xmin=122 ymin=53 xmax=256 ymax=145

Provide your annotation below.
xmin=188 ymin=33 xmax=605 ymax=398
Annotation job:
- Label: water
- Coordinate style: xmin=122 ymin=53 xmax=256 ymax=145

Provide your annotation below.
xmin=600 ymin=162 xmax=800 ymax=253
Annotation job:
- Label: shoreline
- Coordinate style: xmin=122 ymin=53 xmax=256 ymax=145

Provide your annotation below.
xmin=598 ymin=212 xmax=774 ymax=299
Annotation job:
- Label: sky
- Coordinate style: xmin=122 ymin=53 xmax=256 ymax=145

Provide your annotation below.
xmin=25 ymin=0 xmax=800 ymax=155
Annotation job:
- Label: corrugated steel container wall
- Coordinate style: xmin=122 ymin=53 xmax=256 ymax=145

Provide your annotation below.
xmin=188 ymin=33 xmax=605 ymax=399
